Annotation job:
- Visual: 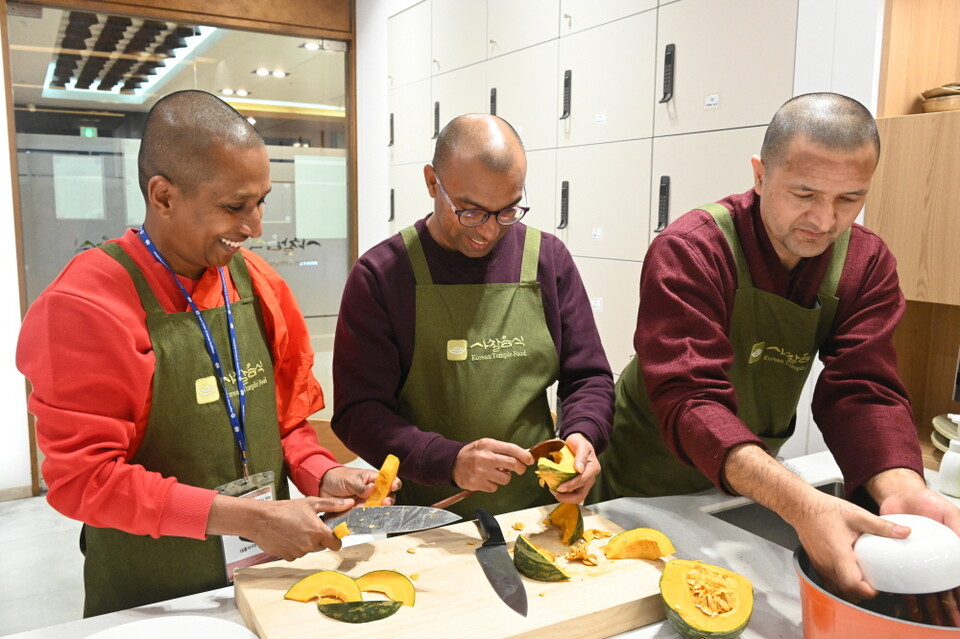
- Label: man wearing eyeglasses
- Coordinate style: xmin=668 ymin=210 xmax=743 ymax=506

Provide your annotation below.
xmin=332 ymin=113 xmax=614 ymax=517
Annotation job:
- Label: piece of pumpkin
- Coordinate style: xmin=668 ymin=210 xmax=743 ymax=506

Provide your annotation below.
xmin=535 ymin=444 xmax=579 ymax=491
xmin=659 ymin=559 xmax=753 ymax=639
xmin=545 ymin=502 xmax=584 ymax=546
xmin=284 ymin=570 xmax=363 ymax=604
xmin=513 ymin=534 xmax=571 ymax=582
xmin=355 ymin=570 xmax=416 ymax=607
xmin=332 ymin=521 xmax=351 ymax=539
xmin=317 ymin=600 xmax=402 ymax=623
xmin=365 ymin=454 xmax=400 ymax=506
xmin=603 ymin=527 xmax=676 ymax=560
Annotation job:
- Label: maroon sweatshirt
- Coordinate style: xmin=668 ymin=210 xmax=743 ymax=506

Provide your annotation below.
xmin=638 ymin=188 xmax=923 ymax=495
xmin=332 ymin=217 xmax=615 ymax=486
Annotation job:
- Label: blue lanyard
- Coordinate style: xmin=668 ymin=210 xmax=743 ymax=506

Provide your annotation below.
xmin=137 ymin=226 xmax=250 ymax=477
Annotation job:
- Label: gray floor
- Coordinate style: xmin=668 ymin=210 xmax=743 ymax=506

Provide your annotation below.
xmin=0 ymin=495 xmax=84 ymax=636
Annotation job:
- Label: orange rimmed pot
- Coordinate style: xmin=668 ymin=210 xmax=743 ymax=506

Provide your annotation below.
xmin=794 ymin=548 xmax=960 ymax=638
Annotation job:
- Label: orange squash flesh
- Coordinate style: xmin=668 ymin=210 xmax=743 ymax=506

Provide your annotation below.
xmin=365 ymin=454 xmax=399 ymax=506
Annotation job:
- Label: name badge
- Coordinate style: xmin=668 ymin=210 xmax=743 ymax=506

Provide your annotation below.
xmin=215 ymin=470 xmax=277 ymax=581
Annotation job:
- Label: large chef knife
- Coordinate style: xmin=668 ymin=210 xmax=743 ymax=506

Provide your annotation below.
xmin=474 ymin=508 xmax=527 ymax=616
xmin=323 ymin=505 xmax=460 ymax=536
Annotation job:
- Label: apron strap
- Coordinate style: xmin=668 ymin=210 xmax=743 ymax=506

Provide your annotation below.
xmin=226 ymin=251 xmax=255 ymax=300
xmin=100 ymin=241 xmax=165 ymax=316
xmin=519 ymin=226 xmax=541 ymax=282
xmin=818 ymin=227 xmax=850 ymax=298
xmin=701 ymin=202 xmax=753 ymax=288
xmin=400 ymin=225 xmax=433 ymax=285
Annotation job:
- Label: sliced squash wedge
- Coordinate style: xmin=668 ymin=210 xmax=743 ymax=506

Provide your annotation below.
xmin=365 ymin=454 xmax=400 ymax=506
xmin=355 ymin=569 xmax=416 ymax=607
xmin=535 ymin=444 xmax=579 ymax=491
xmin=545 ymin=502 xmax=584 ymax=546
xmin=603 ymin=527 xmax=676 ymax=560
xmin=660 ymin=559 xmax=753 ymax=639
xmin=284 ymin=570 xmax=363 ymax=604
xmin=513 ymin=534 xmax=571 ymax=582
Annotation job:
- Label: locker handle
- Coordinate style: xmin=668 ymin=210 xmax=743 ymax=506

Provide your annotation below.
xmin=388 ymin=112 xmax=394 ymax=147
xmin=432 ymin=101 xmax=440 ymax=139
xmin=659 ymin=43 xmax=675 ymax=104
xmin=560 ymin=70 xmax=572 ymax=120
xmin=558 ymin=181 xmax=569 ymax=229
xmin=389 ymin=188 xmax=395 ymax=222
xmin=655 ymin=176 xmax=670 ymax=232
xmin=490 ymin=87 xmax=497 ymax=116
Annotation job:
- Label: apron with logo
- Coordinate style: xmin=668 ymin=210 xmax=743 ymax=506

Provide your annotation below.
xmin=81 ymin=242 xmax=287 ymax=617
xmin=598 ymin=203 xmax=849 ymax=498
xmin=394 ymin=225 xmax=560 ymax=517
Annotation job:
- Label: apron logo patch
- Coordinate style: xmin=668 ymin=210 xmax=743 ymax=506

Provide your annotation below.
xmin=447 ymin=339 xmax=468 ymax=361
xmin=749 ymin=342 xmax=812 ymax=372
xmin=195 ymin=376 xmax=220 ymax=404
xmin=467 ymin=335 xmax=528 ymax=361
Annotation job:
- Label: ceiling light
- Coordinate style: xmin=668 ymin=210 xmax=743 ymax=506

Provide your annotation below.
xmin=301 ymin=42 xmax=320 ymax=51
xmin=246 ymin=117 xmax=256 ymax=125
xmin=254 ymin=68 xmax=270 ymax=76
xmin=271 ymin=70 xmax=287 ymax=78
xmin=235 ymin=89 xmax=249 ymax=97
xmin=221 ymin=88 xmax=234 ymax=96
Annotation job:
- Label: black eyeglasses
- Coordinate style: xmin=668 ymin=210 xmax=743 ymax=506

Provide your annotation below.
xmin=434 ymin=174 xmax=529 ymax=227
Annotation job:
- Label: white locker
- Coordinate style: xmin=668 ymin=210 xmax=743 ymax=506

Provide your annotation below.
xmin=487 ymin=41 xmax=559 ymax=152
xmin=556 ymin=139 xmax=652 ymax=261
xmin=647 ymin=126 xmax=765 ymax=241
xmin=573 ymin=256 xmax=643 ymax=376
xmin=559 ymin=0 xmax=656 ymax=36
xmin=488 ymin=0 xmax=560 ymax=58
xmin=524 ymin=149 xmax=558 ymax=235
xmin=431 ymin=0 xmax=486 ymax=74
xmin=388 ymin=1 xmax=431 ymax=88
xmin=389 ymin=79 xmax=433 ymax=166
xmin=432 ymin=63 xmax=488 ymax=135
xmin=390 ymin=162 xmax=432 ymax=234
xmin=653 ymin=0 xmax=798 ymax=136
xmin=557 ymin=12 xmax=658 ymax=147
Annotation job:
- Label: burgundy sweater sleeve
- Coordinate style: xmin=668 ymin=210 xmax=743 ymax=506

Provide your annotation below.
xmin=812 ymin=228 xmax=922 ymax=492
xmin=635 ymin=212 xmax=766 ymax=489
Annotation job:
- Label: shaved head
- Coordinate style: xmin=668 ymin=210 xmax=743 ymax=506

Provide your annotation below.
xmin=761 ymin=93 xmax=879 ymax=169
xmin=432 ymin=114 xmax=525 ymax=175
xmin=138 ymin=90 xmax=263 ymax=197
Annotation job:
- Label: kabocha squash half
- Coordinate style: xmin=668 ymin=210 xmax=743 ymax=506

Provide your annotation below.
xmin=659 ymin=559 xmax=753 ymax=639
xmin=317 ymin=600 xmax=402 ymax=624
xmin=513 ymin=534 xmax=571 ymax=582
xmin=545 ymin=502 xmax=584 ymax=545
xmin=535 ymin=444 xmax=579 ymax=491
xmin=284 ymin=570 xmax=363 ymax=604
xmin=365 ymin=454 xmax=400 ymax=506
xmin=603 ymin=527 xmax=676 ymax=560
xmin=355 ymin=570 xmax=416 ymax=607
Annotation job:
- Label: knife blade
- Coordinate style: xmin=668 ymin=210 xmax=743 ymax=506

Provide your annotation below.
xmin=323 ymin=505 xmax=460 ymax=535
xmin=474 ymin=508 xmax=527 ymax=616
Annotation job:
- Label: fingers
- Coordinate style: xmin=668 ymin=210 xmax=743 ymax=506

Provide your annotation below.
xmin=452 ymin=439 xmax=533 ymax=491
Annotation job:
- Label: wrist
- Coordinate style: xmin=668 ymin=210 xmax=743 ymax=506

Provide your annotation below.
xmin=864 ymin=467 xmax=926 ymax=504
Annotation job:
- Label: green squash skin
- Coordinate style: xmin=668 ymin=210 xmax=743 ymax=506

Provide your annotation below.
xmin=536 ymin=459 xmax=579 ymax=491
xmin=659 ymin=562 xmax=752 ymax=639
xmin=513 ymin=535 xmax=571 ymax=582
xmin=317 ymin=600 xmax=402 ymax=623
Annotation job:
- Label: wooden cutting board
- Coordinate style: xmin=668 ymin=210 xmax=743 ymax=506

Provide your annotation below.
xmin=234 ymin=504 xmax=668 ymax=639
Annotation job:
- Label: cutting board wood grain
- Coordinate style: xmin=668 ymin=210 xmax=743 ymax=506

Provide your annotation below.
xmin=235 ymin=504 xmax=668 ymax=639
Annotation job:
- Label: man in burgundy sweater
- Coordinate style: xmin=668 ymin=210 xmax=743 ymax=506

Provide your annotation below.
xmin=598 ymin=93 xmax=960 ymax=605
xmin=332 ymin=114 xmax=614 ymax=517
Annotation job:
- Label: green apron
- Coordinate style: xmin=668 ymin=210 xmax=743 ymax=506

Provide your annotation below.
xmin=395 ymin=225 xmax=559 ymax=517
xmin=597 ymin=203 xmax=849 ymax=499
xmin=81 ymin=242 xmax=288 ymax=617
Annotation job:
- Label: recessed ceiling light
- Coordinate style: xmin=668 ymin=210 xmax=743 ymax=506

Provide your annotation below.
xmin=235 ymin=89 xmax=249 ymax=97
xmin=246 ymin=116 xmax=256 ymax=125
xmin=272 ymin=70 xmax=288 ymax=78
xmin=221 ymin=88 xmax=234 ymax=95
xmin=301 ymin=42 xmax=320 ymax=51
xmin=254 ymin=68 xmax=270 ymax=76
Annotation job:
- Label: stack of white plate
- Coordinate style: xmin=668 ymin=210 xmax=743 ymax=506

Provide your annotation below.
xmin=931 ymin=413 xmax=959 ymax=452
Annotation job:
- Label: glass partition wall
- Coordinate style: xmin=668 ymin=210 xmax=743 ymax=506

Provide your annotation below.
xmin=8 ymin=5 xmax=350 ymax=482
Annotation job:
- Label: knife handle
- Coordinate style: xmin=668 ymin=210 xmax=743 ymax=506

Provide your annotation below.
xmin=431 ymin=489 xmax=474 ymax=510
xmin=475 ymin=508 xmax=506 ymax=546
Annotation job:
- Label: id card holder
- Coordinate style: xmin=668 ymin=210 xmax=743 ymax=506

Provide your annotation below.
xmin=215 ymin=470 xmax=277 ymax=581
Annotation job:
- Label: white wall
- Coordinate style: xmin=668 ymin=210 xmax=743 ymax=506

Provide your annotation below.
xmin=0 ymin=41 xmax=33 ymax=498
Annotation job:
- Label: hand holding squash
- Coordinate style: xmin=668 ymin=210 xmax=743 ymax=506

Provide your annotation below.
xmin=451 ymin=437 xmax=534 ymax=492
xmin=549 ymin=433 xmax=600 ymax=503
xmin=320 ymin=466 xmax=400 ymax=505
